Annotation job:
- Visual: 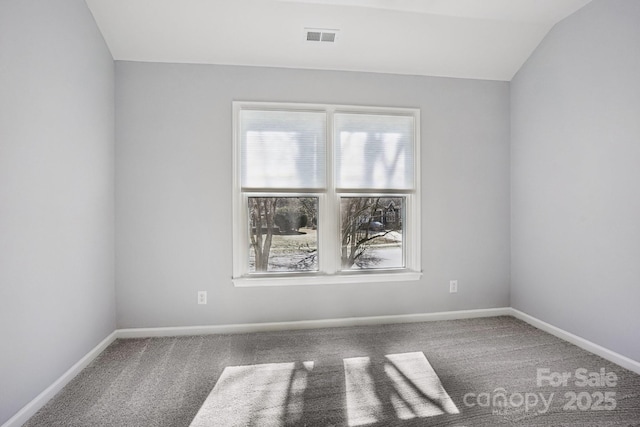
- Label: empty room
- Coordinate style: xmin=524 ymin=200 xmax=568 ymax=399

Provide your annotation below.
xmin=1 ymin=0 xmax=639 ymax=426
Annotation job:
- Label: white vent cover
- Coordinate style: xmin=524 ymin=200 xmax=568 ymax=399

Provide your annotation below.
xmin=305 ymin=28 xmax=338 ymax=43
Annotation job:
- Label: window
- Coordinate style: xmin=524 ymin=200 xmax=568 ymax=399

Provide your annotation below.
xmin=233 ymin=102 xmax=421 ymax=286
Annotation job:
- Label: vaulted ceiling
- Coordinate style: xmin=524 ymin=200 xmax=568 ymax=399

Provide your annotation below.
xmin=86 ymin=0 xmax=593 ymax=81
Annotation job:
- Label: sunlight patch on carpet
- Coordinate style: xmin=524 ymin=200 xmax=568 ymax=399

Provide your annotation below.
xmin=344 ymin=352 xmax=458 ymax=426
xmin=189 ymin=361 xmax=314 ymax=427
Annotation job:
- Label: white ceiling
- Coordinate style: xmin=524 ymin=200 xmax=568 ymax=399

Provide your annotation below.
xmin=86 ymin=0 xmax=593 ymax=81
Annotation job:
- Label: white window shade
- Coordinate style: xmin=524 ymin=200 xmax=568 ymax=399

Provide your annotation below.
xmin=335 ymin=114 xmax=415 ymax=190
xmin=240 ymin=110 xmax=326 ymax=189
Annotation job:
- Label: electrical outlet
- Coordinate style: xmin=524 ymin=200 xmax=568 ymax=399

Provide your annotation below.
xmin=449 ymin=280 xmax=458 ymax=293
xmin=197 ymin=291 xmax=207 ymax=304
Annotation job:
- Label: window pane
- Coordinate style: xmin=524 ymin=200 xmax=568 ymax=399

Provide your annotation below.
xmin=335 ymin=113 xmax=414 ymax=190
xmin=241 ymin=110 xmax=326 ymax=189
xmin=340 ymin=197 xmax=404 ymax=270
xmin=248 ymin=197 xmax=318 ymax=273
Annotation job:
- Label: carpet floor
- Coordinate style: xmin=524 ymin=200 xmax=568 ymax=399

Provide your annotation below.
xmin=24 ymin=316 xmax=640 ymax=426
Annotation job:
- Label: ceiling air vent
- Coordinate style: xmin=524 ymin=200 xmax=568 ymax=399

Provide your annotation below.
xmin=305 ymin=28 xmax=338 ymax=43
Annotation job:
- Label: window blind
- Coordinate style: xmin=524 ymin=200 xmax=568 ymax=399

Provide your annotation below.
xmin=240 ymin=109 xmax=326 ymax=189
xmin=334 ymin=113 xmax=414 ymax=190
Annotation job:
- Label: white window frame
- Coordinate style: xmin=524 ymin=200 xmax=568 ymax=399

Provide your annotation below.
xmin=232 ymin=101 xmax=421 ymax=286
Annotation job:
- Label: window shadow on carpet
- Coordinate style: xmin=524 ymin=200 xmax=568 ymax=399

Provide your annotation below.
xmin=189 ymin=351 xmax=457 ymax=427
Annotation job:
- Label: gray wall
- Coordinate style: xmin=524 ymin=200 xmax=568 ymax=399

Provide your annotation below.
xmin=511 ymin=0 xmax=640 ymax=362
xmin=0 ymin=0 xmax=115 ymax=424
xmin=115 ymin=62 xmax=511 ymax=328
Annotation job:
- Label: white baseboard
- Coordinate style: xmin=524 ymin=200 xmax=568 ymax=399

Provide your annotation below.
xmin=1 ymin=331 xmax=117 ymax=427
xmin=116 ymin=307 xmax=513 ymax=338
xmin=7 ymin=307 xmax=639 ymax=427
xmin=119 ymin=308 xmax=640 ymax=375
xmin=509 ymin=308 xmax=640 ymax=375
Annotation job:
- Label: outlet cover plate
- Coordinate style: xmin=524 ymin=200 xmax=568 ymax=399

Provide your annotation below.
xmin=198 ymin=291 xmax=207 ymax=304
xmin=449 ymin=280 xmax=458 ymax=293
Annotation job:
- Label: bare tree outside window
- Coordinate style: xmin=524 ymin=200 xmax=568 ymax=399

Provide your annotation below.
xmin=248 ymin=197 xmax=318 ymax=272
xmin=340 ymin=197 xmax=404 ymax=269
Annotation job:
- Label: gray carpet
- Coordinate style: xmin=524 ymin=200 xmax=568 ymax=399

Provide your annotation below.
xmin=24 ymin=316 xmax=640 ymax=426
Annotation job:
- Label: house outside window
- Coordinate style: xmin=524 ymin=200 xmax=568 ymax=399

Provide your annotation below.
xmin=232 ymin=102 xmax=421 ymax=286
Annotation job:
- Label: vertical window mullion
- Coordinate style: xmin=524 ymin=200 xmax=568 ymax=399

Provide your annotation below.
xmin=321 ymin=106 xmax=338 ymax=275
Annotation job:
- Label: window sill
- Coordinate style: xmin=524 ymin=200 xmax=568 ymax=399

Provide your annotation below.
xmin=232 ymin=270 xmax=422 ymax=287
